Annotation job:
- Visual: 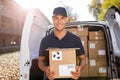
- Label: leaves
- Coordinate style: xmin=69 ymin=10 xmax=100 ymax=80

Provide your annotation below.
xmin=89 ymin=0 xmax=120 ymax=21
xmin=99 ymin=0 xmax=120 ymax=20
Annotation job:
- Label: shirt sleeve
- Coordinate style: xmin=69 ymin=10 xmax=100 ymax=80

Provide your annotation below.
xmin=76 ymin=37 xmax=85 ymax=56
xmin=39 ymin=38 xmax=48 ymax=57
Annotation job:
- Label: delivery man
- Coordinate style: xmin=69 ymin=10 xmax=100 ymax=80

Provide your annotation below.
xmin=38 ymin=7 xmax=86 ymax=80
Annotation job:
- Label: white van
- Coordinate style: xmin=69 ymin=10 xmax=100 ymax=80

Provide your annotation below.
xmin=20 ymin=6 xmax=120 ymax=80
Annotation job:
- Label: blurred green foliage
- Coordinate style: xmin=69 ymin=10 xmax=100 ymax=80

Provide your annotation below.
xmin=99 ymin=0 xmax=120 ymax=20
xmin=89 ymin=0 xmax=120 ymax=21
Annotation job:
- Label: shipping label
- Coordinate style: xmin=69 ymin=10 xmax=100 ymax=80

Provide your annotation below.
xmin=59 ymin=64 xmax=75 ymax=76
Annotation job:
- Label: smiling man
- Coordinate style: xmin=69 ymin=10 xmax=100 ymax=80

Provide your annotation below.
xmin=38 ymin=7 xmax=86 ymax=80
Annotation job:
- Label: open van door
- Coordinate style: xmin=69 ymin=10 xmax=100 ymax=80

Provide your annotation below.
xmin=20 ymin=8 xmax=50 ymax=80
xmin=104 ymin=6 xmax=120 ymax=78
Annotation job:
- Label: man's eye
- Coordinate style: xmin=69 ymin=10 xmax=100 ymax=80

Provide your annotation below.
xmin=61 ymin=17 xmax=65 ymax=19
xmin=54 ymin=17 xmax=58 ymax=20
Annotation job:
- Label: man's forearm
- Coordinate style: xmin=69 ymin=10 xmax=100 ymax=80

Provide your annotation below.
xmin=38 ymin=57 xmax=47 ymax=72
xmin=78 ymin=55 xmax=86 ymax=71
xmin=79 ymin=58 xmax=86 ymax=71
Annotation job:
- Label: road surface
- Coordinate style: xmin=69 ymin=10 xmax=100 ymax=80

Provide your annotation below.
xmin=0 ymin=51 xmax=20 ymax=80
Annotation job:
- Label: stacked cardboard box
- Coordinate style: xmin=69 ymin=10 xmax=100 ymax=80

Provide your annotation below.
xmin=80 ymin=36 xmax=88 ymax=55
xmin=77 ymin=27 xmax=88 ymax=36
xmin=89 ymin=31 xmax=105 ymax=40
xmin=67 ymin=26 xmax=89 ymax=77
xmin=77 ymin=26 xmax=88 ymax=77
xmin=61 ymin=27 xmax=107 ymax=78
xmin=77 ymin=26 xmax=88 ymax=55
xmin=88 ymin=40 xmax=106 ymax=60
xmin=67 ymin=26 xmax=88 ymax=55
xmin=66 ymin=26 xmax=78 ymax=35
xmin=88 ymin=59 xmax=107 ymax=77
xmin=88 ymin=31 xmax=107 ymax=77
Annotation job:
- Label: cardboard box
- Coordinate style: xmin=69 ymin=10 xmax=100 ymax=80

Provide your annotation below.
xmin=77 ymin=26 xmax=88 ymax=36
xmin=88 ymin=40 xmax=106 ymax=59
xmin=88 ymin=59 xmax=98 ymax=77
xmin=89 ymin=31 xmax=105 ymax=40
xmin=98 ymin=62 xmax=107 ymax=77
xmin=79 ymin=36 xmax=88 ymax=55
xmin=49 ymin=48 xmax=77 ymax=78
xmin=88 ymin=59 xmax=107 ymax=77
xmin=66 ymin=27 xmax=78 ymax=35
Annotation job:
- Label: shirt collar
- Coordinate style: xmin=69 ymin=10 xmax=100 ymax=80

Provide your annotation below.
xmin=51 ymin=30 xmax=70 ymax=39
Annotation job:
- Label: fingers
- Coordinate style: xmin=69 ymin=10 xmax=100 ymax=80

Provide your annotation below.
xmin=46 ymin=67 xmax=55 ymax=80
xmin=48 ymin=76 xmax=54 ymax=80
xmin=71 ymin=66 xmax=81 ymax=80
xmin=71 ymin=71 xmax=80 ymax=80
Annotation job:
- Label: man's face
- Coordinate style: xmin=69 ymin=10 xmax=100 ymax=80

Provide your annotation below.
xmin=52 ymin=14 xmax=67 ymax=31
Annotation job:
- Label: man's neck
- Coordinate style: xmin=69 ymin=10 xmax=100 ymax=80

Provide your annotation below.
xmin=54 ymin=29 xmax=67 ymax=40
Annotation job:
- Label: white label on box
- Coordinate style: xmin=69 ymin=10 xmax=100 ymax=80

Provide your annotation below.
xmin=78 ymin=26 xmax=84 ymax=31
xmin=90 ymin=60 xmax=96 ymax=66
xmin=82 ymin=41 xmax=84 ymax=46
xmin=95 ymin=37 xmax=98 ymax=40
xmin=52 ymin=51 xmax=62 ymax=60
xmin=90 ymin=43 xmax=95 ymax=49
xmin=98 ymin=50 xmax=105 ymax=55
xmin=95 ymin=32 xmax=98 ymax=35
xmin=99 ymin=67 xmax=106 ymax=73
xmin=59 ymin=64 xmax=75 ymax=76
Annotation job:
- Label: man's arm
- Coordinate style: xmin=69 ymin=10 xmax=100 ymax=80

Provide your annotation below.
xmin=71 ymin=54 xmax=86 ymax=80
xmin=78 ymin=54 xmax=86 ymax=71
xmin=38 ymin=56 xmax=48 ymax=72
xmin=38 ymin=56 xmax=55 ymax=80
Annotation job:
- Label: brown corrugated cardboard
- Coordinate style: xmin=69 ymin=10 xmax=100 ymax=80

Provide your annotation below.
xmin=49 ymin=48 xmax=77 ymax=78
xmin=98 ymin=62 xmax=107 ymax=77
xmin=66 ymin=27 xmax=78 ymax=35
xmin=88 ymin=40 xmax=106 ymax=59
xmin=88 ymin=59 xmax=107 ymax=77
xmin=77 ymin=26 xmax=88 ymax=36
xmin=89 ymin=31 xmax=105 ymax=40
xmin=88 ymin=59 xmax=98 ymax=77
xmin=79 ymin=36 xmax=88 ymax=55
xmin=98 ymin=49 xmax=106 ymax=60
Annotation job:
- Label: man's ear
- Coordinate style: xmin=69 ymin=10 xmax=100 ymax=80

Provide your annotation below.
xmin=67 ymin=17 xmax=69 ymax=21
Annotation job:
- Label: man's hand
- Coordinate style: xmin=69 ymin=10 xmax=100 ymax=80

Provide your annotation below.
xmin=71 ymin=54 xmax=86 ymax=79
xmin=71 ymin=66 xmax=81 ymax=80
xmin=45 ymin=67 xmax=55 ymax=80
xmin=38 ymin=57 xmax=55 ymax=80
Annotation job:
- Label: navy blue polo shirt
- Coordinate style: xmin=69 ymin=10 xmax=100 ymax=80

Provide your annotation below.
xmin=39 ymin=31 xmax=85 ymax=65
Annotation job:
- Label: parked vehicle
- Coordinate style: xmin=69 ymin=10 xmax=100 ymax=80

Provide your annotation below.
xmin=20 ymin=6 xmax=120 ymax=80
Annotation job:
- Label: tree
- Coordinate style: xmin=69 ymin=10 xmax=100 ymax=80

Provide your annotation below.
xmin=88 ymin=0 xmax=102 ymax=20
xmin=99 ymin=0 xmax=120 ymax=20
xmin=88 ymin=0 xmax=120 ymax=21
xmin=59 ymin=0 xmax=79 ymax=22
